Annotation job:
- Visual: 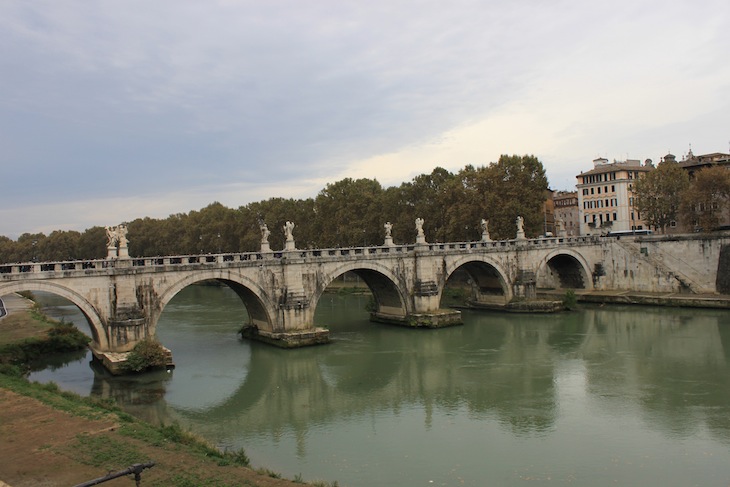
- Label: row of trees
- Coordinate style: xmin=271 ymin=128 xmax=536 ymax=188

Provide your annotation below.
xmin=0 ymin=155 xmax=549 ymax=264
xmin=634 ymin=161 xmax=730 ymax=233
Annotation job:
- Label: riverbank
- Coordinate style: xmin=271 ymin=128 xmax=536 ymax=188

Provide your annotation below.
xmin=537 ymin=289 xmax=730 ymax=309
xmin=0 ymin=294 xmax=335 ymax=487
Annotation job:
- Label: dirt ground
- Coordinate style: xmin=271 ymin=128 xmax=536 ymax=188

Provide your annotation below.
xmin=0 ymin=388 xmax=306 ymax=487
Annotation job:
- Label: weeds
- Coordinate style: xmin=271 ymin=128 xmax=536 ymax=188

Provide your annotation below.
xmin=123 ymin=338 xmax=169 ymax=373
xmin=563 ymin=289 xmax=578 ymax=310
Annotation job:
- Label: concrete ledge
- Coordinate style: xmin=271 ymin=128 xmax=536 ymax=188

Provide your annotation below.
xmin=239 ymin=326 xmax=330 ymax=348
xmin=371 ymin=309 xmax=463 ymax=328
xmin=465 ymin=299 xmax=565 ymax=313
xmin=577 ymin=293 xmax=730 ymax=309
xmin=538 ymin=290 xmax=730 ymax=309
xmin=505 ymin=300 xmax=564 ymax=313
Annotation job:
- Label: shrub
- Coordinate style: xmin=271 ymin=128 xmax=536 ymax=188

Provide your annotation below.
xmin=123 ymin=338 xmax=168 ymax=373
xmin=563 ymin=289 xmax=578 ymax=310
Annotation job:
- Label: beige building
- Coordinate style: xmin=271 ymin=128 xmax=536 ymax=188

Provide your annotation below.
xmin=553 ymin=191 xmax=579 ymax=236
xmin=576 ymin=157 xmax=653 ymax=235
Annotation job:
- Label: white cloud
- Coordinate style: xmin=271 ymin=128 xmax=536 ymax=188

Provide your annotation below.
xmin=1 ymin=0 xmax=728 ymax=238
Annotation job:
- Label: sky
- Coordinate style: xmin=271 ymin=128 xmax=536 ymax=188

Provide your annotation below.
xmin=1 ymin=1 xmax=729 ymax=239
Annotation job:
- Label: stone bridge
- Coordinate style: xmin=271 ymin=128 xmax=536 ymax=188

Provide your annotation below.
xmin=1 ymin=233 xmax=728 ymax=365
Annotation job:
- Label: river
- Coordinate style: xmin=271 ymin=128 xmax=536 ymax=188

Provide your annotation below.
xmin=28 ymin=286 xmax=730 ymax=486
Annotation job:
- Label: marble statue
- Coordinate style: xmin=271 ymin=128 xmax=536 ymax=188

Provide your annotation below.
xmin=284 ymin=221 xmax=295 ymax=241
xmin=415 ymin=218 xmax=425 ymax=237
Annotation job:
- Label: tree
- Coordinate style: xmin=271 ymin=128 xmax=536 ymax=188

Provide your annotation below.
xmin=634 ymin=159 xmax=690 ymax=233
xmin=680 ymin=166 xmax=730 ymax=231
xmin=480 ymin=155 xmax=549 ymax=239
xmin=313 ymin=178 xmax=384 ymax=248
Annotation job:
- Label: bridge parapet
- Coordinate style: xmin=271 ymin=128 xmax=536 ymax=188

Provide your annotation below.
xmin=1 ymin=235 xmax=602 ymax=280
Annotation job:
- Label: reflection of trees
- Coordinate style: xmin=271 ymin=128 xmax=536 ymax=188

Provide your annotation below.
xmin=170 ymin=308 xmax=562 ymax=444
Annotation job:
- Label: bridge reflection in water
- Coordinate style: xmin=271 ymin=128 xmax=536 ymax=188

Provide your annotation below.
xmin=33 ymin=286 xmax=728 ymax=487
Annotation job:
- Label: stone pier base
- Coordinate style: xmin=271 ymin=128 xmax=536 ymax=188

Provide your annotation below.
xmin=90 ymin=346 xmax=174 ymax=376
xmin=239 ymin=326 xmax=330 ymax=348
xmin=466 ymin=299 xmax=564 ymax=313
xmin=371 ymin=309 xmax=463 ymax=328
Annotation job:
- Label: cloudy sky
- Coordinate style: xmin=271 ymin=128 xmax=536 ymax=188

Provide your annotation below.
xmin=1 ymin=1 xmax=728 ymax=238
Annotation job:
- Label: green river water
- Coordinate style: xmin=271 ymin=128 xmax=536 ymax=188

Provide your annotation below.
xmin=28 ymin=285 xmax=730 ymax=486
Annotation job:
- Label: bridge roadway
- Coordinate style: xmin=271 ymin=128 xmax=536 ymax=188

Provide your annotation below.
xmin=0 ymin=233 xmax=727 ymax=370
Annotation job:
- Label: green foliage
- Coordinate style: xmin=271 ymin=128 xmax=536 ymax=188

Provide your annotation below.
xmin=563 ymin=289 xmax=578 ymax=310
xmin=0 ymin=322 xmax=90 ymax=367
xmin=634 ymin=160 xmax=690 ymax=232
xmin=0 ymin=157 xmax=552 ymax=260
xmin=123 ymin=338 xmax=168 ymax=373
xmin=680 ymin=165 xmax=730 ymax=231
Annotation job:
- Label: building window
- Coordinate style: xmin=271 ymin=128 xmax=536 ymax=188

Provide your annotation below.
xmin=613 ymin=212 xmax=617 ymax=221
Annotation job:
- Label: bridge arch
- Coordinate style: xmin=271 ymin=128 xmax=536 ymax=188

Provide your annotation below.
xmin=442 ymin=255 xmax=513 ymax=306
xmin=150 ymin=270 xmax=277 ymax=336
xmin=0 ymin=281 xmax=108 ymax=350
xmin=313 ymin=261 xmax=408 ymax=320
xmin=535 ymin=249 xmax=593 ymax=290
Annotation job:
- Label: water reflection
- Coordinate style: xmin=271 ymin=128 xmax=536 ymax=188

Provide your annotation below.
xmin=28 ymin=288 xmax=730 ymax=486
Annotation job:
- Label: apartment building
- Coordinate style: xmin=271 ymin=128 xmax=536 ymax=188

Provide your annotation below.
xmin=553 ymin=191 xmax=579 ymax=236
xmin=576 ymin=157 xmax=653 ymax=235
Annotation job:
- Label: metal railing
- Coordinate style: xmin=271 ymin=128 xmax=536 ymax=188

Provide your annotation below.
xmin=73 ymin=462 xmax=155 ymax=487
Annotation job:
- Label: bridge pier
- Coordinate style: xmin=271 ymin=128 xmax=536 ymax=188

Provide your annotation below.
xmin=239 ymin=326 xmax=330 ymax=348
xmin=369 ymin=278 xmax=462 ymax=328
xmin=370 ymin=309 xmax=462 ymax=328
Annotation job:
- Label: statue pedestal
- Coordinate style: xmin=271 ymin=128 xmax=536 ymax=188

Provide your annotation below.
xmin=261 ymin=242 xmax=271 ymax=253
xmin=107 ymin=246 xmax=118 ymax=259
xmin=118 ymin=246 xmax=129 ymax=259
xmin=481 ymin=232 xmax=491 ymax=242
xmin=285 ymin=239 xmax=296 ymax=251
xmin=516 ymin=230 xmax=526 ymax=240
xmin=384 ymin=236 xmax=394 ymax=247
xmin=416 ymin=234 xmax=427 ymax=245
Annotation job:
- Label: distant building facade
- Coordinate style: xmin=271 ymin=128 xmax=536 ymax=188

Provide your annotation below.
xmin=542 ymin=188 xmax=556 ymax=236
xmin=576 ymin=157 xmax=653 ymax=235
xmin=673 ymin=150 xmax=730 ymax=233
xmin=678 ymin=150 xmax=730 ymax=177
xmin=553 ymin=191 xmax=579 ymax=236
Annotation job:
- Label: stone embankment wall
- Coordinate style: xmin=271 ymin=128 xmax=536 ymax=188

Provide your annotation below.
xmin=717 ymin=244 xmax=730 ymax=294
xmin=598 ymin=234 xmax=730 ymax=294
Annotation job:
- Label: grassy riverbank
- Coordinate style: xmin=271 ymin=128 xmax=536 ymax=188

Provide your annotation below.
xmin=0 ymin=296 xmax=338 ymax=487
